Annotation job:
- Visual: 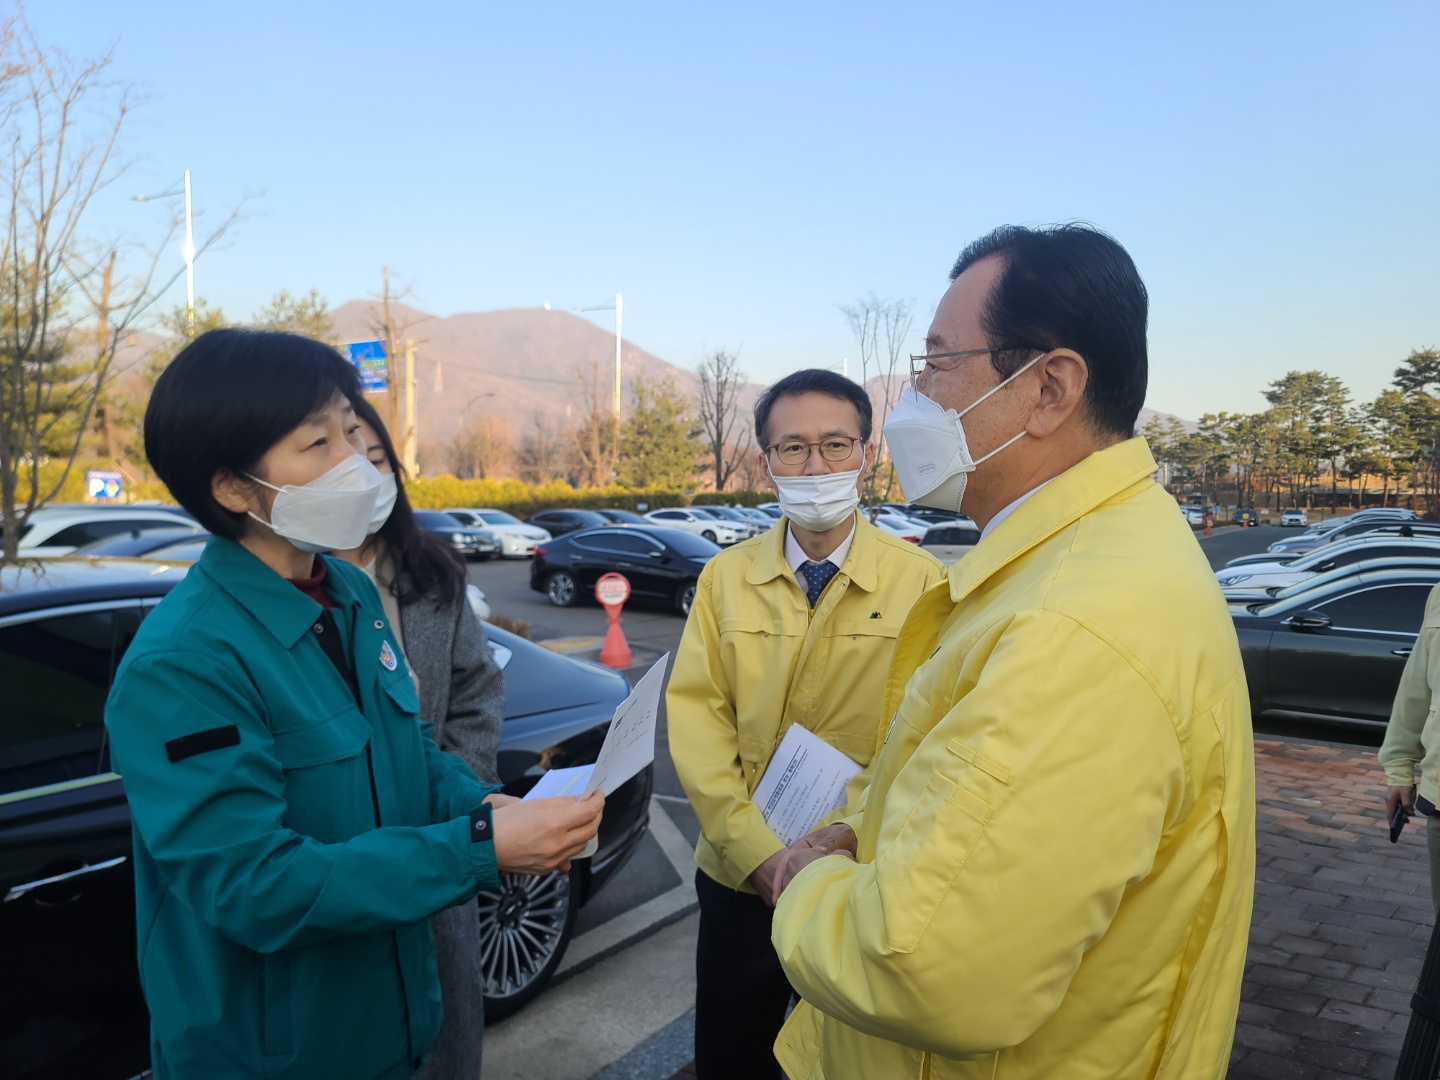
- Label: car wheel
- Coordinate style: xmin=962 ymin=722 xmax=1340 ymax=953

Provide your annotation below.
xmin=476 ymin=864 xmax=581 ymax=1021
xmin=547 ymin=571 xmax=578 ymax=607
xmin=677 ymin=580 xmax=696 ymax=615
xmin=701 ymin=529 xmax=718 ymax=543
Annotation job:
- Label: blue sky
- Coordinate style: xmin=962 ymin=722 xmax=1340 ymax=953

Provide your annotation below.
xmin=46 ymin=0 xmax=1439 ymax=419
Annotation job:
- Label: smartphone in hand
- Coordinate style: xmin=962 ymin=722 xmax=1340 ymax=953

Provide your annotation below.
xmin=1390 ymin=803 xmax=1411 ymax=844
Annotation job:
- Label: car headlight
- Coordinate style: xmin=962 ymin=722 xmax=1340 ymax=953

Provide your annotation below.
xmin=1218 ymin=574 xmax=1250 ymax=585
xmin=452 ymin=532 xmax=466 ymax=543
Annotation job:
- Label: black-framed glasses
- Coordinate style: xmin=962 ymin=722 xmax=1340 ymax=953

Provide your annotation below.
xmin=766 ymin=436 xmax=862 ymax=466
xmin=908 ymin=348 xmax=993 ymax=386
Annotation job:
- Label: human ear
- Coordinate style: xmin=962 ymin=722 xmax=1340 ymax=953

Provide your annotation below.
xmin=1026 ymin=350 xmax=1089 ymax=438
xmin=212 ymin=468 xmax=258 ymax=516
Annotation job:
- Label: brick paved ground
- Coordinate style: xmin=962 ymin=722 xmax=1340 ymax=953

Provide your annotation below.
xmin=1230 ymin=739 xmax=1432 ymax=1080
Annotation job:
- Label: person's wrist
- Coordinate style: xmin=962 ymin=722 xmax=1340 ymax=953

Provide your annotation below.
xmin=468 ymin=802 xmax=494 ymax=845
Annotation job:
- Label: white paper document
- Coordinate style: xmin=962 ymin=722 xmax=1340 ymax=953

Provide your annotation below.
xmin=521 ymin=655 xmax=670 ymax=855
xmin=753 ymin=725 xmax=863 ymax=846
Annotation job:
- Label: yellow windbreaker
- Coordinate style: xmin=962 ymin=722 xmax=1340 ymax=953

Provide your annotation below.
xmin=669 ymin=514 xmax=947 ymax=891
xmin=772 ymin=438 xmax=1256 ymax=1080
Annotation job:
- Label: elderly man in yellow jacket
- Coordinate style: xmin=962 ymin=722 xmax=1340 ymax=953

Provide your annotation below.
xmin=769 ymin=224 xmax=1256 ymax=1080
xmin=669 ymin=368 xmax=946 ymax=1078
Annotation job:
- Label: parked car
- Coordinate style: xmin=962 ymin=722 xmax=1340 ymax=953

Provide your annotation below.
xmin=70 ymin=527 xmax=208 ymax=558
xmin=1267 ymin=519 xmax=1440 ymax=557
xmin=644 ymin=508 xmax=746 ymax=545
xmin=1233 ymin=567 xmax=1440 ymax=731
xmin=531 ymin=525 xmax=719 ymax=614
xmin=733 ymin=507 xmax=777 ymax=528
xmin=1224 ymin=556 xmax=1440 ymax=605
xmin=527 ymin=509 xmax=610 ymax=537
xmin=1231 ymin=509 xmax=1260 ymax=527
xmin=894 ymin=505 xmax=972 ymax=527
xmin=15 ymin=508 xmax=197 ymax=557
xmin=443 ymin=508 xmax=551 ymax=558
xmin=920 ymin=522 xmax=981 ymax=565
xmin=0 ymin=556 xmax=653 ymax=1077
xmin=1217 ymin=536 xmax=1440 ymax=593
xmin=594 ymin=509 xmax=650 ymax=525
xmin=690 ymin=506 xmax=760 ymax=538
xmin=756 ymin=503 xmax=783 ymax=519
xmin=413 ymin=510 xmax=500 ymax=560
xmin=872 ymin=512 xmax=928 ymax=543
xmin=1280 ymin=509 xmax=1309 ymax=527
xmin=1304 ymin=508 xmax=1419 ymax=538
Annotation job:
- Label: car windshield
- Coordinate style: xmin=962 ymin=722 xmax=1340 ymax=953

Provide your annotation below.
xmin=415 ymin=511 xmax=465 ymax=528
xmin=477 ymin=511 xmax=522 ymax=525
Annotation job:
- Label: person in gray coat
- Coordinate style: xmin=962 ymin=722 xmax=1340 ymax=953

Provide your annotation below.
xmin=336 ymin=397 xmax=505 ymax=1079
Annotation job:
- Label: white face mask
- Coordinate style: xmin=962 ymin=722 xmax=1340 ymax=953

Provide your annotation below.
xmin=883 ymin=353 xmax=1044 ymax=512
xmin=367 ymin=472 xmax=398 ymax=536
xmin=245 ymin=454 xmax=385 ymax=554
xmin=768 ymin=447 xmax=866 ymax=532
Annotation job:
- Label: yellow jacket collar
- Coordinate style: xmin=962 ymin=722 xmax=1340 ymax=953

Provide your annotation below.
xmin=746 ymin=513 xmax=882 ymax=594
xmin=950 ymin=436 xmax=1158 ymax=604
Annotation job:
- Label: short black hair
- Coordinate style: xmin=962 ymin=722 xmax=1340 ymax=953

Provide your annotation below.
xmin=950 ymin=223 xmax=1148 ymax=438
xmin=144 ymin=329 xmax=360 ymax=539
xmin=753 ymin=369 xmax=873 ymax=449
xmin=349 ymin=396 xmax=466 ymax=606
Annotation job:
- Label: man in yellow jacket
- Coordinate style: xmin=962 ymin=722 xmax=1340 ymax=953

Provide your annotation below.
xmin=769 ymin=225 xmax=1256 ymax=1080
xmin=669 ymin=368 xmax=946 ymax=1078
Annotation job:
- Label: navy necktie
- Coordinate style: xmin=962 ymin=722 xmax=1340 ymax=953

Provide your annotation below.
xmin=800 ymin=560 xmax=840 ymax=608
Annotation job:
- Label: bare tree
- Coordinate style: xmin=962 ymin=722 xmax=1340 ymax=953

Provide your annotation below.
xmin=839 ymin=293 xmax=914 ymax=510
xmin=697 ymin=347 xmax=750 ymax=491
xmin=366 ymin=267 xmax=430 ymax=437
xmin=518 ymin=414 xmax=571 ymax=483
xmin=448 ymin=414 xmax=515 ymax=479
xmin=0 ymin=18 xmax=238 ymax=562
xmin=570 ymin=356 xmax=618 ymax=487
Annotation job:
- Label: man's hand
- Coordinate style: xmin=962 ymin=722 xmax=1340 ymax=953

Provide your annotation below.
xmin=769 ymin=824 xmax=858 ymax=905
xmin=492 ymin=792 xmax=604 ymax=876
xmin=1386 ymin=784 xmax=1417 ymax=823
xmin=749 ymin=849 xmax=789 ymax=909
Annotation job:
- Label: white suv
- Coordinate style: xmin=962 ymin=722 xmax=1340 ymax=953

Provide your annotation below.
xmin=17 ymin=507 xmax=196 ymax=557
xmin=645 ymin=508 xmax=745 ymax=545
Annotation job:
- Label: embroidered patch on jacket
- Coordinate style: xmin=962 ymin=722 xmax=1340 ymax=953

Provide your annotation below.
xmin=379 ymin=640 xmax=399 ymax=672
xmin=870 ymin=611 xmax=881 ymax=618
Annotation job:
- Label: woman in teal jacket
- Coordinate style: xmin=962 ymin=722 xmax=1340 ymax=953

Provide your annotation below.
xmin=105 ymin=329 xmax=602 ymax=1080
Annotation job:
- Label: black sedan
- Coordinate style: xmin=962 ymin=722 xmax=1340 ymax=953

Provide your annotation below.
xmin=530 ymin=525 xmax=720 ymax=615
xmin=594 ymin=509 xmax=650 ymax=525
xmin=0 ymin=556 xmax=651 ymax=1078
xmin=413 ymin=509 xmax=500 ymax=560
xmin=1234 ymin=567 xmax=1440 ymax=732
xmin=528 ymin=509 xmax=610 ymax=536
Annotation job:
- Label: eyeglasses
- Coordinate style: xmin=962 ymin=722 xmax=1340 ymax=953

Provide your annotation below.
xmin=766 ymin=437 xmax=862 ymax=466
xmin=908 ymin=348 xmax=994 ymax=387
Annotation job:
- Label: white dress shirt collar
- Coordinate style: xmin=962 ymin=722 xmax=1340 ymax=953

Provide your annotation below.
xmin=980 ymin=480 xmax=1052 ymax=541
xmin=785 ymin=516 xmax=857 ymax=574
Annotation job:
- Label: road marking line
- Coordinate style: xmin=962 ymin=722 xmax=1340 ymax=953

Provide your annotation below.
xmin=558 ymin=798 xmax=697 ymax=978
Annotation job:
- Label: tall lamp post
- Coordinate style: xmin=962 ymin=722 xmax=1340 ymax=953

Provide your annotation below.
xmin=133 ymin=170 xmax=195 ymax=334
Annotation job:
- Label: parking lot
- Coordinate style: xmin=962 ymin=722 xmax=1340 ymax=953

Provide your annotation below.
xmin=470 ymin=524 xmax=1431 ymax=1080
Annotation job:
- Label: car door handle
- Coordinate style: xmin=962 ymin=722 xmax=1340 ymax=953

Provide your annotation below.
xmin=4 ymin=856 xmax=128 ymax=903
xmin=1394 ymin=648 xmax=1413 ymax=657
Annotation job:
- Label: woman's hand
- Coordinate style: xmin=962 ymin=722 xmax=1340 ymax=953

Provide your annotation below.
xmin=492 ymin=792 xmax=604 ymax=875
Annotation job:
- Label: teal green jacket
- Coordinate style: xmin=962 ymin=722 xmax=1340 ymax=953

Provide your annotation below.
xmin=105 ymin=538 xmax=501 ymax=1080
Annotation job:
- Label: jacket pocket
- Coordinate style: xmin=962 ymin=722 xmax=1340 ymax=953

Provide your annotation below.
xmin=271 ymin=712 xmax=374 ymax=842
xmin=875 ymin=771 xmax=993 ymax=954
xmin=272 ymin=712 xmax=370 ymax=768
xmin=381 ymin=669 xmax=422 ymax=718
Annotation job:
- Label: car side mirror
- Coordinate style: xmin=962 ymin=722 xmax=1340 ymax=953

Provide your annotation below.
xmin=1285 ymin=611 xmax=1332 ymax=633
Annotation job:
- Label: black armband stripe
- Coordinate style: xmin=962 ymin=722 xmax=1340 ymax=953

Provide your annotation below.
xmin=165 ymin=724 xmax=241 ymax=763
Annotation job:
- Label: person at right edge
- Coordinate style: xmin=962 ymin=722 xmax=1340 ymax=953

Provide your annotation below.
xmin=767 ymin=224 xmax=1257 ymax=1079
xmin=1379 ymin=582 xmax=1440 ymax=907
xmin=668 ymin=368 xmax=946 ymax=1078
